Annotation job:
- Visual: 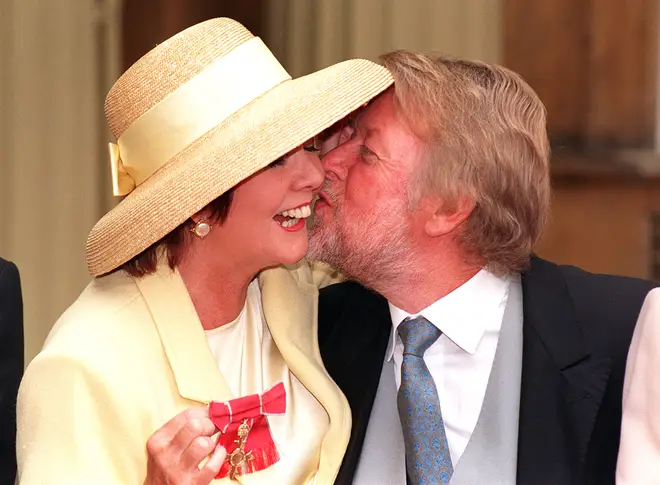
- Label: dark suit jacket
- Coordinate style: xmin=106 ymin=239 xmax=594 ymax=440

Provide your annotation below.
xmin=318 ymin=256 xmax=656 ymax=485
xmin=0 ymin=258 xmax=24 ymax=485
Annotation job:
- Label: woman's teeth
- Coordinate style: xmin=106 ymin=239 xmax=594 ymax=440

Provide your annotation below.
xmin=275 ymin=204 xmax=311 ymax=228
xmin=281 ymin=218 xmax=300 ymax=227
xmin=279 ymin=205 xmax=312 ymax=219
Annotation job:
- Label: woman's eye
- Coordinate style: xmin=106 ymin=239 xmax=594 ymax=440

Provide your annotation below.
xmin=303 ymin=137 xmax=322 ymax=153
xmin=268 ymin=157 xmax=287 ymax=169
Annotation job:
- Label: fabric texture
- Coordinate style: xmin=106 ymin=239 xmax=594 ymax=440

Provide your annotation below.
xmin=318 ymin=256 xmax=657 ymax=485
xmin=397 ymin=317 xmax=452 ymax=484
xmin=387 ymin=269 xmax=510 ymax=463
xmin=204 ymin=280 xmax=329 ymax=483
xmin=449 ymin=277 xmax=523 ymax=485
xmin=17 ymin=261 xmax=350 ymax=485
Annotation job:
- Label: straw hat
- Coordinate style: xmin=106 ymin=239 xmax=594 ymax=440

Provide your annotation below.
xmin=85 ymin=18 xmax=392 ymax=276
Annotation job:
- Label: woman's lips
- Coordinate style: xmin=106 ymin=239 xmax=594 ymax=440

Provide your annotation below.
xmin=278 ymin=218 xmax=306 ymax=232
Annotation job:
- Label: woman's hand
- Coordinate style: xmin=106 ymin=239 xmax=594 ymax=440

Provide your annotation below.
xmin=144 ymin=407 xmax=226 ymax=485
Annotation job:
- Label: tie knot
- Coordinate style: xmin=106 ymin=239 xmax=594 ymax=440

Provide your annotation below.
xmin=398 ymin=316 xmax=442 ymax=357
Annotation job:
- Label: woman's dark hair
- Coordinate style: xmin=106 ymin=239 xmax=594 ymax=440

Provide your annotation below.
xmin=121 ymin=190 xmax=234 ymax=277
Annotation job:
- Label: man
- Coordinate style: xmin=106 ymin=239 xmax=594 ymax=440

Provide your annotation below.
xmin=310 ymin=51 xmax=655 ymax=485
xmin=0 ymin=257 xmax=24 ymax=484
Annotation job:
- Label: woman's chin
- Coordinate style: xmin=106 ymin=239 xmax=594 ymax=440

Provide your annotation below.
xmin=275 ymin=242 xmax=308 ymax=266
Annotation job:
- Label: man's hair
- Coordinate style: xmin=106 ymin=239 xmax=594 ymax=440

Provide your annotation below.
xmin=380 ymin=50 xmax=551 ymax=274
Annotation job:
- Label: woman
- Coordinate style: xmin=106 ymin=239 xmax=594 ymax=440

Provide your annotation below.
xmin=16 ymin=18 xmax=392 ymax=485
xmin=617 ymin=288 xmax=660 ymax=485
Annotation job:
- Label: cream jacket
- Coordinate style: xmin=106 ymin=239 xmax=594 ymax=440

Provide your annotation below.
xmin=17 ymin=262 xmax=347 ymax=485
xmin=617 ymin=287 xmax=660 ymax=485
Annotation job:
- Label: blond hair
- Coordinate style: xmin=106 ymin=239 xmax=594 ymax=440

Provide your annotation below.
xmin=380 ymin=51 xmax=551 ymax=274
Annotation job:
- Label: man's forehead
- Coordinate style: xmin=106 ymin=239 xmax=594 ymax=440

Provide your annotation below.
xmin=356 ymin=93 xmax=406 ymax=137
xmin=354 ymin=103 xmax=385 ymax=135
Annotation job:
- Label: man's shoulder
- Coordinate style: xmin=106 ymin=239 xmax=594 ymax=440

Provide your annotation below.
xmin=528 ymin=256 xmax=656 ymax=317
xmin=524 ymin=256 xmax=657 ymax=352
xmin=559 ymin=261 xmax=656 ymax=295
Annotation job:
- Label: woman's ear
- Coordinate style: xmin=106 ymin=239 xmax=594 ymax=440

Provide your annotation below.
xmin=424 ymin=196 xmax=476 ymax=237
xmin=190 ymin=212 xmax=204 ymax=224
xmin=190 ymin=207 xmax=213 ymax=224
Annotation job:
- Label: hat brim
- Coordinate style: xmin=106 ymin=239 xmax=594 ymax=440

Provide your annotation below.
xmin=86 ymin=59 xmax=393 ymax=276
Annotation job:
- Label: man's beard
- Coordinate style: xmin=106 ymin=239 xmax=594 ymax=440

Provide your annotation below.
xmin=308 ymin=182 xmax=412 ymax=292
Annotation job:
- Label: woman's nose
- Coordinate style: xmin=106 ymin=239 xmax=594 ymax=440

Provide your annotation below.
xmin=295 ymin=151 xmax=325 ymax=191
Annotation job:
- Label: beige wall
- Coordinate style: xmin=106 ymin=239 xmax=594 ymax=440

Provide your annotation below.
xmin=0 ymin=0 xmax=121 ymax=363
xmin=265 ymin=0 xmax=502 ymax=77
xmin=1 ymin=0 xmax=502 ymax=365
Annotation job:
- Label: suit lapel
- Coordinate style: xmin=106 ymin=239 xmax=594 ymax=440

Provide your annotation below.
xmin=518 ymin=257 xmax=611 ymax=484
xmin=259 ymin=266 xmax=352 ymax=485
xmin=317 ymin=282 xmax=392 ymax=485
xmin=133 ymin=265 xmax=233 ymax=404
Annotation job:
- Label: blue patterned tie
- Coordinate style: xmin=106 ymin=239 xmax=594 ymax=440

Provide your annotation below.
xmin=397 ymin=316 xmax=453 ymax=485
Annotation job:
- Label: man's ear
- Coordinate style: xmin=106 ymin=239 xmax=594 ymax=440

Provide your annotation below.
xmin=423 ymin=196 xmax=476 ymax=237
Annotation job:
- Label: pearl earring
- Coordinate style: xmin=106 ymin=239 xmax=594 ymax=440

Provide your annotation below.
xmin=191 ymin=220 xmax=212 ymax=238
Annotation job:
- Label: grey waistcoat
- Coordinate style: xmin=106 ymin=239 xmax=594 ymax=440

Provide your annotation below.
xmin=353 ymin=278 xmax=523 ymax=485
xmin=449 ymin=277 xmax=523 ymax=485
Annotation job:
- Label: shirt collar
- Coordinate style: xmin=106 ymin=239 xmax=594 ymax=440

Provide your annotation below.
xmin=385 ymin=268 xmax=512 ymax=360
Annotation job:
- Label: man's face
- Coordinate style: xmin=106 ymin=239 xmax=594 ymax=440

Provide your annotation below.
xmin=308 ymin=91 xmax=426 ymax=287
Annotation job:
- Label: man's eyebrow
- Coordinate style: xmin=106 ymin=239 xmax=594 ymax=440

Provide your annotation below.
xmin=354 ymin=111 xmax=380 ymax=136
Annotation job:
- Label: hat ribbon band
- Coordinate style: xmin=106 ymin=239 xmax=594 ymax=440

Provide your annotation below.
xmin=109 ymin=36 xmax=292 ymax=196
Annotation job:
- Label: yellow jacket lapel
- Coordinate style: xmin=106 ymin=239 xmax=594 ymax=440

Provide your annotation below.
xmin=259 ymin=265 xmax=352 ymax=485
xmin=134 ymin=265 xmax=233 ymax=404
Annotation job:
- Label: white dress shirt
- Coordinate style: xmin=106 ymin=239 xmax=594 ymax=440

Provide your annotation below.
xmin=204 ymin=280 xmax=329 ymax=484
xmin=389 ymin=269 xmax=511 ymax=464
xmin=354 ymin=269 xmax=512 ymax=484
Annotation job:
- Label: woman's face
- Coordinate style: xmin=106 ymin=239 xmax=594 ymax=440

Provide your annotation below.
xmin=211 ymin=141 xmax=324 ymax=271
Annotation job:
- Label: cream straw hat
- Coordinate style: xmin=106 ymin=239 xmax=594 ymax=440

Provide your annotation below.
xmin=85 ymin=18 xmax=392 ymax=276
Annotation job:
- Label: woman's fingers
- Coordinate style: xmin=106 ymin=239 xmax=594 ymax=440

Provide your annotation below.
xmin=149 ymin=406 xmax=211 ymax=445
xmin=145 ymin=406 xmax=221 ymax=485
xmin=179 ymin=435 xmax=217 ymax=470
xmin=194 ymin=445 xmax=227 ymax=485
xmin=170 ymin=412 xmax=217 ymax=456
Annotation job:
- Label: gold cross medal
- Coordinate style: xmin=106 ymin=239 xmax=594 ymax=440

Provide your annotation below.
xmin=226 ymin=419 xmax=254 ymax=480
xmin=208 ymin=383 xmax=288 ymax=480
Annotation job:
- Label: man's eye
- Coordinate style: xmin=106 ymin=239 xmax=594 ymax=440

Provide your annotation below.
xmin=360 ymin=145 xmax=374 ymax=157
xmin=303 ymin=144 xmax=320 ymax=153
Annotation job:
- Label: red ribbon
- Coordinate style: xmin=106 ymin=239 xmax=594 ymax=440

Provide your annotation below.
xmin=209 ymin=382 xmax=286 ymax=479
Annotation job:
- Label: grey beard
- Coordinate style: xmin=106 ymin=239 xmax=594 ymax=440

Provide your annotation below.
xmin=308 ymin=203 xmax=411 ymax=293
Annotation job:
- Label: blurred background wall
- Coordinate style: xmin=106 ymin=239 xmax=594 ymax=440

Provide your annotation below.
xmin=1 ymin=0 xmax=658 ymax=364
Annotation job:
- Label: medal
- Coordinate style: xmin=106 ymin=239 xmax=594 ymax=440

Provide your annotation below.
xmin=226 ymin=419 xmax=255 ymax=480
xmin=209 ymin=382 xmax=287 ymax=479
